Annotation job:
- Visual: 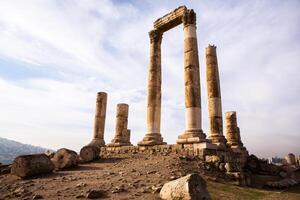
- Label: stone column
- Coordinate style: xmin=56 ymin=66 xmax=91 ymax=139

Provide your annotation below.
xmin=225 ymin=111 xmax=241 ymax=147
xmin=138 ymin=29 xmax=165 ymax=146
xmin=177 ymin=9 xmax=206 ymax=144
xmin=206 ymin=45 xmax=226 ymax=147
xmin=108 ymin=104 xmax=131 ymax=146
xmin=89 ymin=92 xmax=107 ymax=147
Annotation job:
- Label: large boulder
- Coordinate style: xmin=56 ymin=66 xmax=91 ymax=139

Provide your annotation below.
xmin=160 ymin=173 xmax=211 ymax=200
xmin=51 ymin=148 xmax=78 ymax=169
xmin=79 ymin=145 xmax=100 ymax=163
xmin=11 ymin=154 xmax=54 ymax=178
xmin=245 ymin=154 xmax=280 ymax=175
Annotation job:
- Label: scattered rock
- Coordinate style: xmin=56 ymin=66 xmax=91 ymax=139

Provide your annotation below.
xmin=147 ymin=170 xmax=157 ymax=174
xmin=51 ymin=148 xmax=78 ymax=169
xmin=32 ymin=194 xmax=43 ymax=199
xmin=111 ymin=186 xmax=125 ymax=193
xmin=76 ymin=182 xmax=87 ymax=188
xmin=86 ymin=190 xmax=106 ymax=199
xmin=76 ymin=194 xmax=85 ymax=199
xmin=151 ymin=185 xmax=162 ymax=193
xmin=13 ymin=187 xmax=32 ymax=198
xmin=160 ymin=173 xmax=211 ymax=200
xmin=11 ymin=154 xmax=54 ymax=178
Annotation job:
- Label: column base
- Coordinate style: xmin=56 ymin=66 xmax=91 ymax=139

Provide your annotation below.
xmin=107 ymin=142 xmax=133 ymax=147
xmin=176 ymin=129 xmax=207 ymax=144
xmin=230 ymin=145 xmax=248 ymax=155
xmin=208 ymin=134 xmax=227 ymax=149
xmin=88 ymin=138 xmax=105 ymax=148
xmin=107 ymin=137 xmax=132 ymax=147
xmin=138 ymin=133 xmax=166 ymax=146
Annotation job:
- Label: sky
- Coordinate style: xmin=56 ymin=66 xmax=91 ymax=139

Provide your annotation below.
xmin=0 ymin=0 xmax=299 ymax=158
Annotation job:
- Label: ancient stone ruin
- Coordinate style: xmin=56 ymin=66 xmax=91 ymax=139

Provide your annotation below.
xmin=3 ymin=5 xmax=299 ymax=200
xmin=108 ymin=103 xmax=132 ymax=147
xmin=88 ymin=5 xmax=250 ymax=184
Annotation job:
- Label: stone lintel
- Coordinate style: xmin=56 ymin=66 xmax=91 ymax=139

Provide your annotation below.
xmin=153 ymin=6 xmax=187 ymax=32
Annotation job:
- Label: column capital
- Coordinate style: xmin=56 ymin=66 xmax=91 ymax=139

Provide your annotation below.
xmin=149 ymin=29 xmax=163 ymax=44
xmin=183 ymin=9 xmax=196 ymax=26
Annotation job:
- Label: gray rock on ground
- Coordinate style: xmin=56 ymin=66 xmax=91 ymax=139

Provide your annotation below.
xmin=160 ymin=173 xmax=211 ymax=200
xmin=51 ymin=148 xmax=78 ymax=169
xmin=11 ymin=154 xmax=54 ymax=178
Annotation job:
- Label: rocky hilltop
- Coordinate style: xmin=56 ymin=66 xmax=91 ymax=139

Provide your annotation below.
xmin=1 ymin=152 xmax=300 ymax=200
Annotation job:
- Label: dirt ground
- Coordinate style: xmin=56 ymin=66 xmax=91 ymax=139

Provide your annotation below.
xmin=0 ymin=153 xmax=299 ymax=200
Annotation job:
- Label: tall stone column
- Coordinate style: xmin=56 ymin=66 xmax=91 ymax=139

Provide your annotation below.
xmin=108 ymin=103 xmax=132 ymax=146
xmin=89 ymin=92 xmax=107 ymax=147
xmin=206 ymin=45 xmax=226 ymax=147
xmin=138 ymin=29 xmax=165 ymax=146
xmin=177 ymin=9 xmax=206 ymax=144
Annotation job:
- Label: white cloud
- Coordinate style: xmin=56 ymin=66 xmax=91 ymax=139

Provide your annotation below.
xmin=0 ymin=0 xmax=299 ymax=157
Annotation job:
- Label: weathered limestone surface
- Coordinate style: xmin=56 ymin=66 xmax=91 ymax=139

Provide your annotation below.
xmin=80 ymin=145 xmax=100 ymax=163
xmin=177 ymin=9 xmax=207 ymax=144
xmin=154 ymin=6 xmax=187 ymax=32
xmin=123 ymin=129 xmax=132 ymax=145
xmin=108 ymin=104 xmax=132 ymax=147
xmin=89 ymin=92 xmax=107 ymax=147
xmin=160 ymin=173 xmax=211 ymax=200
xmin=51 ymin=148 xmax=78 ymax=169
xmin=225 ymin=111 xmax=239 ymax=146
xmin=225 ymin=112 xmax=247 ymax=155
xmin=138 ymin=29 xmax=165 ymax=146
xmin=11 ymin=154 xmax=54 ymax=178
xmin=206 ymin=45 xmax=226 ymax=147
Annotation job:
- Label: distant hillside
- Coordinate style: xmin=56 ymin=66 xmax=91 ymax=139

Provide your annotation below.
xmin=0 ymin=137 xmax=49 ymax=165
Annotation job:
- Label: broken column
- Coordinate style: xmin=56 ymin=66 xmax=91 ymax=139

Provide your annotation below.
xmin=108 ymin=103 xmax=132 ymax=146
xmin=88 ymin=92 xmax=107 ymax=147
xmin=225 ymin=111 xmax=246 ymax=151
xmin=205 ymin=45 xmax=226 ymax=148
xmin=138 ymin=29 xmax=165 ymax=146
xmin=177 ymin=9 xmax=207 ymax=144
xmin=225 ymin=111 xmax=239 ymax=147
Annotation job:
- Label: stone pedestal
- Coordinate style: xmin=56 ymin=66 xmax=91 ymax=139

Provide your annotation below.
xmin=108 ymin=104 xmax=132 ymax=147
xmin=138 ymin=29 xmax=165 ymax=146
xmin=177 ymin=9 xmax=207 ymax=144
xmin=88 ymin=92 xmax=107 ymax=147
xmin=205 ymin=45 xmax=226 ymax=148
